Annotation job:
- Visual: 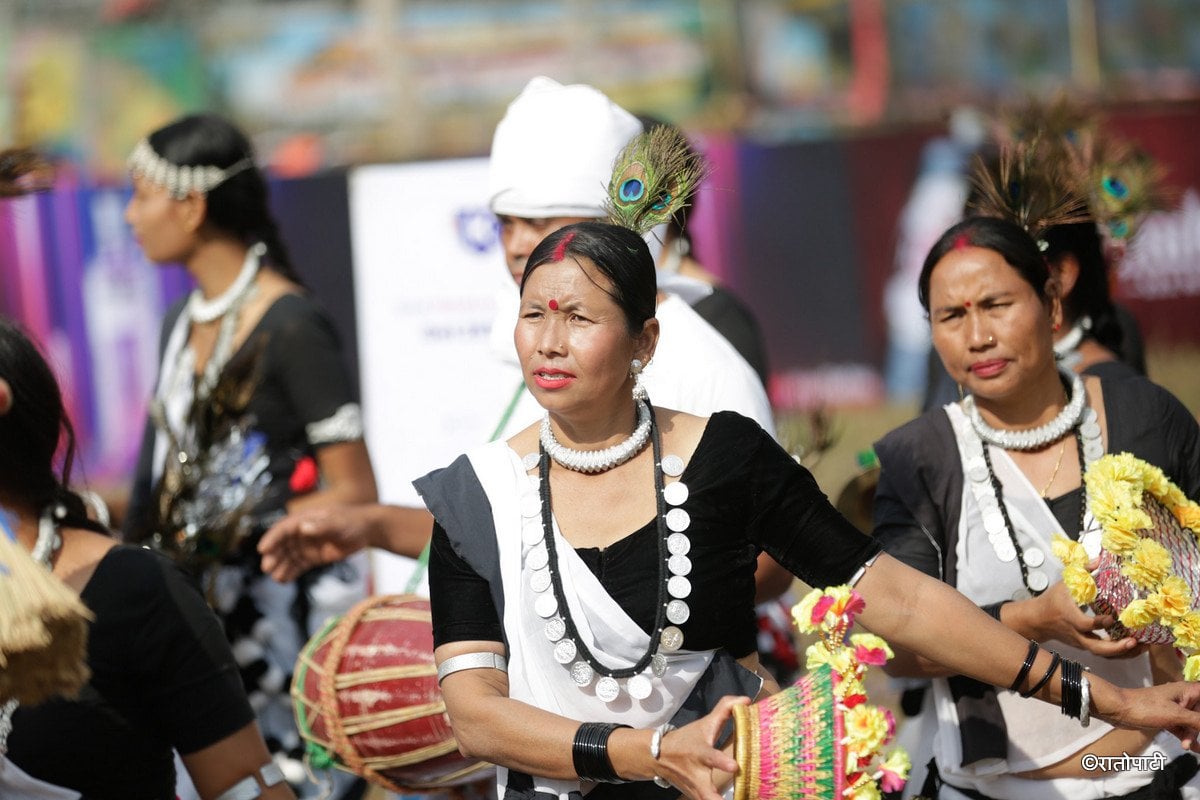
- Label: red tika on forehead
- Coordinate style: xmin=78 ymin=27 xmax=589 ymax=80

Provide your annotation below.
xmin=952 ymin=233 xmax=972 ymax=251
xmin=552 ymin=231 xmax=577 ymax=262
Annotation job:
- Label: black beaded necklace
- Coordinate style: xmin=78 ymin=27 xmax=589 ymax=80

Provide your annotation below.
xmin=981 ymin=427 xmax=1088 ymax=597
xmin=536 ymin=401 xmax=671 ymax=679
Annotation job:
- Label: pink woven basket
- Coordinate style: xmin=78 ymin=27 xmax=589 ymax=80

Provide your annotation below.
xmin=1093 ymin=491 xmax=1200 ymax=644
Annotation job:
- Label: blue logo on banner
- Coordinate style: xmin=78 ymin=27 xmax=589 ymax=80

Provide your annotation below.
xmin=456 ymin=208 xmax=499 ymax=254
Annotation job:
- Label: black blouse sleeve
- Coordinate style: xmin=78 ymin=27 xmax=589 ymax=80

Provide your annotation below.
xmin=715 ymin=413 xmax=881 ymax=587
xmin=1105 ymin=375 xmax=1200 ymax=499
xmin=90 ymin=547 xmax=254 ymax=754
xmin=872 ymin=462 xmax=943 ymax=579
xmin=262 ymin=295 xmax=361 ymax=446
xmin=870 ymin=411 xmax=964 ymax=583
xmin=429 ymin=521 xmax=504 ymax=648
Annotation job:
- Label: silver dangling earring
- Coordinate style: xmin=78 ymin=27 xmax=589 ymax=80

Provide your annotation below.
xmin=630 ymin=358 xmax=648 ymax=402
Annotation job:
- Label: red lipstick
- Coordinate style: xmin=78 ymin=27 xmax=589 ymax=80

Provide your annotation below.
xmin=533 ymin=367 xmax=576 ymax=390
xmin=970 ymin=359 xmax=1008 ymax=378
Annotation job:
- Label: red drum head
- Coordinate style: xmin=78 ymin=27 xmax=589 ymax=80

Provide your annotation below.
xmin=292 ymin=594 xmax=493 ymax=792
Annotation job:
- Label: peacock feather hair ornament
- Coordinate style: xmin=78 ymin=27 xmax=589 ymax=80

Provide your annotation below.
xmin=967 ymin=135 xmax=1092 ymax=248
xmin=604 ymin=124 xmax=708 ymax=236
xmin=992 ymin=94 xmax=1098 ymax=153
xmin=1066 ymin=127 xmax=1169 ymax=244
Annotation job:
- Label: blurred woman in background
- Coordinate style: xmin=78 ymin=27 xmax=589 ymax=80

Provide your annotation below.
xmin=121 ymin=114 xmax=377 ymax=796
xmin=876 ymin=215 xmax=1200 ymax=799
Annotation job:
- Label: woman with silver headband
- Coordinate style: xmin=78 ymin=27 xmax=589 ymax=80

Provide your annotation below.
xmin=121 ymin=114 xmax=378 ymax=796
xmin=0 ymin=149 xmax=294 ymax=800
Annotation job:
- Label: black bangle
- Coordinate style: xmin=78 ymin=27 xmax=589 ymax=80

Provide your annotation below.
xmin=572 ymin=722 xmax=631 ymax=783
xmin=1020 ymin=651 xmax=1060 ymax=698
xmin=981 ymin=601 xmax=1009 ymax=622
xmin=1008 ymin=640 xmax=1040 ymax=693
xmin=1060 ymin=659 xmax=1083 ymax=719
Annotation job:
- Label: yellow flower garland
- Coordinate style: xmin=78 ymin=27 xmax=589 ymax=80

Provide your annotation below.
xmin=1056 ymin=452 xmax=1200 ymax=678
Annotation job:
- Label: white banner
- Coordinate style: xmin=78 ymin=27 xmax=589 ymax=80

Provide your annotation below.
xmin=1118 ymin=188 xmax=1200 ymax=299
xmin=349 ymin=159 xmax=517 ymax=593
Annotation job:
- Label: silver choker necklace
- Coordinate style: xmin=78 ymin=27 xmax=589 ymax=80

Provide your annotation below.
xmin=1054 ymin=315 xmax=1091 ymax=369
xmin=187 ymin=242 xmax=265 ymax=324
xmin=963 ymin=367 xmax=1087 ymax=451
xmin=539 ymin=400 xmax=652 ymax=474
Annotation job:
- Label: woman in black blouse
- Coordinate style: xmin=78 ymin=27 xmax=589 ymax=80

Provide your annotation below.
xmin=874 ymin=215 xmax=1200 ymax=799
xmin=119 ymin=114 xmax=377 ymax=795
xmin=416 ymin=220 xmax=1200 ymax=800
xmin=0 ymin=287 xmax=292 ymax=796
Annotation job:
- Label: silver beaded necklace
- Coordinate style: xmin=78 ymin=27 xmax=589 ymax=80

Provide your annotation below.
xmin=539 ymin=400 xmax=652 ymax=474
xmin=963 ymin=367 xmax=1087 ymax=451
xmin=526 ymin=401 xmax=694 ymax=702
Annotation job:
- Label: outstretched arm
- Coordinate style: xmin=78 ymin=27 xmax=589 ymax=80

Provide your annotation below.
xmin=856 ymin=553 xmax=1200 ymax=748
xmin=258 ymin=503 xmax=433 ymax=582
xmin=886 ymin=579 xmax=1143 ymax=678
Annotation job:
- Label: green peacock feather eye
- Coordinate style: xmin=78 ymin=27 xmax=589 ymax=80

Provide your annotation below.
xmin=1102 ymin=175 xmax=1130 ymax=200
xmin=604 ymin=124 xmax=707 ymax=235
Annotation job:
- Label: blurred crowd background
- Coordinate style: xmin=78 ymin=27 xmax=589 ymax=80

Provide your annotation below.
xmin=3 ymin=0 xmax=1200 ymax=502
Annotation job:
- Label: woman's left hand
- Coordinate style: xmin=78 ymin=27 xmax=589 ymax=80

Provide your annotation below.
xmin=1021 ymin=582 xmax=1145 ymax=658
xmin=653 ymin=695 xmax=748 ymax=800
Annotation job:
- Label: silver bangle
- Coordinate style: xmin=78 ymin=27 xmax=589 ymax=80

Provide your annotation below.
xmin=651 ymin=722 xmax=675 ymax=788
xmin=213 ymin=762 xmax=286 ymax=800
xmin=1080 ymin=674 xmax=1091 ymax=728
xmin=437 ymin=651 xmax=508 ymax=684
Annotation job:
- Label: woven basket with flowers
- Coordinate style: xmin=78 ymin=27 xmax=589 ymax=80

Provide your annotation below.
xmin=732 ymin=585 xmax=910 ymax=800
xmin=1056 ymin=452 xmax=1200 ymax=678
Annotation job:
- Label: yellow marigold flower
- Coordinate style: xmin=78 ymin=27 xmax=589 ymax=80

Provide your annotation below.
xmin=1052 ymin=535 xmax=1089 ymax=568
xmin=847 ymin=778 xmax=882 ymax=800
xmin=1149 ymin=576 xmax=1192 ymax=620
xmin=1176 ymin=502 xmax=1200 ymax=534
xmin=878 ymin=749 xmax=912 ymax=793
xmin=850 ymin=633 xmax=894 ymax=666
xmin=1118 ymin=598 xmax=1157 ymax=630
xmin=844 ymin=704 xmax=890 ymax=757
xmin=806 ymin=641 xmax=855 ymax=674
xmin=1111 ymin=505 xmax=1153 ymax=535
xmin=1142 ymin=462 xmax=1170 ymax=492
xmin=1101 ymin=524 xmax=1142 ymax=557
xmin=793 ymin=584 xmax=866 ymax=634
xmin=1105 ymin=452 xmax=1148 ymax=485
xmin=793 ymin=590 xmax=821 ymax=634
xmin=1185 ymin=654 xmax=1200 ymax=682
xmin=1172 ymin=612 xmax=1200 ymax=650
xmin=1062 ymin=564 xmax=1098 ymax=605
xmin=1122 ymin=539 xmax=1173 ymax=589
xmin=1085 ymin=475 xmax=1123 ymax=521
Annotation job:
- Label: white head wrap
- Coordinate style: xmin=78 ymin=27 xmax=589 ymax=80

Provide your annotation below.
xmin=488 ymin=76 xmax=642 ymax=219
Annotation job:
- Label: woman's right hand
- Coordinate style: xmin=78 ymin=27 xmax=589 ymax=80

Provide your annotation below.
xmin=257 ymin=505 xmax=373 ymax=582
xmin=1019 ymin=581 xmax=1143 ymax=658
xmin=651 ymin=695 xmax=747 ymax=800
